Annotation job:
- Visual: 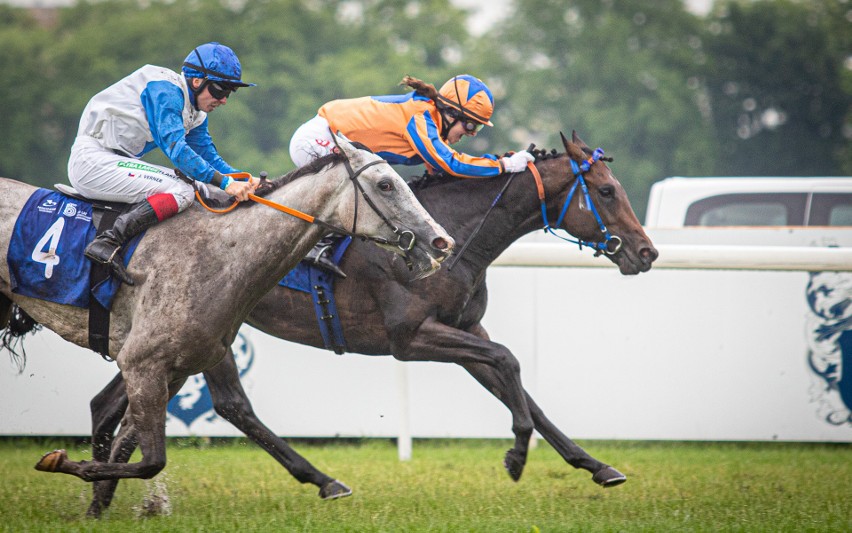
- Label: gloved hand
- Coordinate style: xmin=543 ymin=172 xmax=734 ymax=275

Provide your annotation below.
xmin=224 ymin=174 xmax=259 ymax=202
xmin=501 ymin=150 xmax=535 ymax=173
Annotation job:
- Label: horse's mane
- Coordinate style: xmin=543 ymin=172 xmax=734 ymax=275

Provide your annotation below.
xmin=256 ymin=152 xmax=347 ymax=198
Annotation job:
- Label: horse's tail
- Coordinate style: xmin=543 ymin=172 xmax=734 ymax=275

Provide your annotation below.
xmin=400 ymin=75 xmax=439 ymax=101
xmin=0 ymin=300 xmax=41 ymax=373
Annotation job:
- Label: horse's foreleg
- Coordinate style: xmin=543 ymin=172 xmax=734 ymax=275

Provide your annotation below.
xmin=37 ymin=368 xmax=170 ymax=482
xmin=85 ymin=375 xmax=186 ymax=517
xmin=203 ymin=350 xmax=352 ymax=499
xmin=393 ymin=317 xmax=533 ymax=481
xmin=460 ymin=359 xmax=626 ymax=487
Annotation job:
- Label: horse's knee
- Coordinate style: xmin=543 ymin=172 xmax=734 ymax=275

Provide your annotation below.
xmin=138 ymin=458 xmax=166 ymax=479
xmin=491 ymin=345 xmax=521 ymax=375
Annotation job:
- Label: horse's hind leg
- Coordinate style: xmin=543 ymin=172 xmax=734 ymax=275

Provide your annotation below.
xmin=460 ymin=358 xmax=626 ymax=487
xmin=0 ymin=293 xmax=12 ymax=327
xmin=204 ymin=350 xmax=351 ymax=499
xmin=87 ymin=372 xmax=131 ymax=517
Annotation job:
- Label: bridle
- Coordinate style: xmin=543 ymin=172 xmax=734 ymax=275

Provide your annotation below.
xmin=337 ymin=155 xmax=417 ymax=256
xmin=446 ymin=146 xmax=622 ymax=271
xmin=530 ymin=148 xmax=623 ymax=255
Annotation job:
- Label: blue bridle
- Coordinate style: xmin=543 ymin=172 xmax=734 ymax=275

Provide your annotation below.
xmin=536 ymin=148 xmax=623 ymax=255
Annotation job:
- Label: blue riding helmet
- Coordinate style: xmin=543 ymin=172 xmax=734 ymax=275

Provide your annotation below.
xmin=182 ymin=42 xmax=255 ymax=87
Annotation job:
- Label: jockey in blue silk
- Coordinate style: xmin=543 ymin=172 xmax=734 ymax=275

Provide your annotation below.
xmin=68 ymin=42 xmax=259 ymax=285
xmin=289 ymin=74 xmax=535 ymax=276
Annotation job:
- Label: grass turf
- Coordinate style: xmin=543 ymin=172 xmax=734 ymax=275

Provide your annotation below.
xmin=0 ymin=438 xmax=849 ymax=532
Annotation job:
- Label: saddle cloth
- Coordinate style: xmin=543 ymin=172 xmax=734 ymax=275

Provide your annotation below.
xmin=7 ymin=189 xmax=142 ymax=310
xmin=279 ymin=236 xmax=352 ymax=354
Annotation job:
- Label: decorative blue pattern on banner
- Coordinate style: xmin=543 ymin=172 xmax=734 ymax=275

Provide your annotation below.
xmin=7 ymin=189 xmax=142 ymax=310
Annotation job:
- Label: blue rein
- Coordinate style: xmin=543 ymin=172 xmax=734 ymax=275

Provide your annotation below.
xmin=539 ymin=148 xmax=623 ymax=255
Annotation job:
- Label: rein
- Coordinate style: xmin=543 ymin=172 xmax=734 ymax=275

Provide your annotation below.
xmin=195 ymin=159 xmax=417 ymax=258
xmin=530 ymin=148 xmax=623 ymax=255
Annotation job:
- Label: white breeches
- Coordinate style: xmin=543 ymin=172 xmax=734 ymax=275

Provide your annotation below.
xmin=67 ymin=136 xmax=195 ymax=212
xmin=289 ymin=115 xmax=336 ymax=168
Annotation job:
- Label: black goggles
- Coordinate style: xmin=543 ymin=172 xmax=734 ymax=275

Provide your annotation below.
xmin=207 ymin=81 xmax=237 ymax=100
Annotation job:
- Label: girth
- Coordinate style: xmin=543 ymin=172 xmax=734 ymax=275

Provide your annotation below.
xmin=54 ymin=184 xmax=130 ymax=360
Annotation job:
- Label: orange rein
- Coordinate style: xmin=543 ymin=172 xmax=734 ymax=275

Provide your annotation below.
xmin=194 ymin=172 xmax=315 ymax=224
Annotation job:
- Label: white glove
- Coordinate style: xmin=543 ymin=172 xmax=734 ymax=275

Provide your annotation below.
xmin=501 ymin=150 xmax=535 ymax=173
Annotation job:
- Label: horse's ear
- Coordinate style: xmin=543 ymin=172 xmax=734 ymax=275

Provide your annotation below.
xmin=560 ymin=131 xmax=585 ymax=160
xmin=330 ymin=130 xmax=360 ymax=160
xmin=571 ymin=130 xmax=590 ymax=149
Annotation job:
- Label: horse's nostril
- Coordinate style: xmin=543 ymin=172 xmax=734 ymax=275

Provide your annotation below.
xmin=432 ymin=237 xmax=451 ymax=251
xmin=641 ymin=246 xmax=659 ymax=263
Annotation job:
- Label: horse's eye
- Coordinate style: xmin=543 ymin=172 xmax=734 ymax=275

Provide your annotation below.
xmin=599 ymin=185 xmax=614 ymax=198
xmin=378 ymin=180 xmax=394 ymax=192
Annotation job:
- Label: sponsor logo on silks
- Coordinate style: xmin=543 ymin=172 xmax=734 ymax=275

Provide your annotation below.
xmin=166 ymin=331 xmax=256 ymax=428
xmin=37 ymin=198 xmax=59 ymax=214
xmin=805 ymin=271 xmax=852 ymax=426
xmin=117 ymin=160 xmax=172 ymax=176
xmin=74 ymin=209 xmax=92 ymax=223
xmin=62 ymin=203 xmax=78 ymax=218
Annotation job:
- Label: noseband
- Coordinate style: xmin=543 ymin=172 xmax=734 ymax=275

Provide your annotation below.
xmin=532 ymin=148 xmax=623 ymax=255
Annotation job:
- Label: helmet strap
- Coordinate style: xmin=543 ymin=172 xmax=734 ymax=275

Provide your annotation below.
xmin=438 ymin=106 xmax=459 ymax=139
xmin=187 ymin=76 xmax=208 ymax=111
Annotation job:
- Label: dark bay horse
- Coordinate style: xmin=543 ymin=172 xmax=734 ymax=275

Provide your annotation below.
xmin=85 ymin=131 xmax=658 ymax=515
xmin=0 ymin=136 xmax=452 ymax=502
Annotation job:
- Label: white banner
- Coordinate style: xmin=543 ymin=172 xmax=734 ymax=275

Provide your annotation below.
xmin=2 ymin=262 xmax=851 ymax=442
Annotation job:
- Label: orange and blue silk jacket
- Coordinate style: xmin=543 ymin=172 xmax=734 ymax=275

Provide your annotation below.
xmin=318 ymin=92 xmax=504 ymax=178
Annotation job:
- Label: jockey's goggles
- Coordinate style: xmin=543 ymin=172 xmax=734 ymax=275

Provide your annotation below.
xmin=461 ymin=118 xmax=485 ymax=134
xmin=207 ymin=81 xmax=238 ymax=100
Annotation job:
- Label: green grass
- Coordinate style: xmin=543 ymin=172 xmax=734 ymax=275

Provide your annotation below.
xmin=0 ymin=438 xmax=849 ymax=532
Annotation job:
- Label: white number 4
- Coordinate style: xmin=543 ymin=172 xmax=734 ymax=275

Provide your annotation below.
xmin=31 ymin=218 xmax=65 ymax=279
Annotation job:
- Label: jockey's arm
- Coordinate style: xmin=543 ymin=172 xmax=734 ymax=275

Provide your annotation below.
xmin=141 ymin=81 xmax=241 ymax=191
xmin=404 ymin=112 xmax=503 ymax=178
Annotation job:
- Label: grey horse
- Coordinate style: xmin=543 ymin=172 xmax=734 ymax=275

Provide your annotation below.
xmin=0 ymin=136 xmax=453 ymax=499
xmin=83 ymin=132 xmax=658 ymax=516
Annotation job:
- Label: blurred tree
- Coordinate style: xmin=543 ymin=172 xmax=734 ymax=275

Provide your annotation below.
xmin=0 ymin=7 xmax=55 ymax=185
xmin=473 ymin=0 xmax=718 ymax=218
xmin=703 ymin=0 xmax=851 ymax=176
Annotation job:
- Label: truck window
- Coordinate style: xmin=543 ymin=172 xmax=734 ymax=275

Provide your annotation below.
xmin=684 ymin=193 xmax=807 ymax=226
xmin=808 ymin=193 xmax=852 ymax=226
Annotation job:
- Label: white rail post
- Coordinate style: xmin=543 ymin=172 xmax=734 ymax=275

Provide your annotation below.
xmin=396 ymin=361 xmax=412 ymax=461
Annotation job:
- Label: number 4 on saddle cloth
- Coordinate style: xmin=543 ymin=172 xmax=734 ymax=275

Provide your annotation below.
xmin=278 ymin=236 xmax=352 ymax=355
xmin=7 ymin=188 xmax=142 ymax=310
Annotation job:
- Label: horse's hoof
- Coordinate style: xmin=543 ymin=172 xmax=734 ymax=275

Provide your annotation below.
xmin=319 ymin=480 xmax=353 ymax=500
xmin=86 ymin=502 xmax=105 ymax=519
xmin=35 ymin=449 xmax=67 ymax=472
xmin=592 ymin=466 xmax=627 ymax=487
xmin=503 ymin=449 xmax=526 ymax=482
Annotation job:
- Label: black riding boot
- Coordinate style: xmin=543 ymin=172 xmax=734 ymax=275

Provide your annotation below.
xmin=84 ymin=201 xmax=159 ymax=286
xmin=304 ymin=235 xmax=347 ymax=278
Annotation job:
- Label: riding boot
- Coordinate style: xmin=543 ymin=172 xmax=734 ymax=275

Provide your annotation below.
xmin=84 ymin=201 xmax=159 ymax=286
xmin=304 ymin=235 xmax=347 ymax=278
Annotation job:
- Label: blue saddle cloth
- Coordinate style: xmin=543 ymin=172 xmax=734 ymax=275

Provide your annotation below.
xmin=278 ymin=236 xmax=352 ymax=353
xmin=7 ymin=189 xmax=142 ymax=310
